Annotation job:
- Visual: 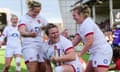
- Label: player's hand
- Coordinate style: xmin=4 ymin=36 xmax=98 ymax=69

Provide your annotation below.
xmin=30 ymin=29 xmax=39 ymax=37
xmin=30 ymin=32 xmax=38 ymax=37
xmin=77 ymin=52 xmax=81 ymax=57
xmin=0 ymin=41 xmax=3 ymax=48
xmin=50 ymin=56 xmax=55 ymax=62
xmin=61 ymin=29 xmax=68 ymax=38
xmin=50 ymin=56 xmax=58 ymax=63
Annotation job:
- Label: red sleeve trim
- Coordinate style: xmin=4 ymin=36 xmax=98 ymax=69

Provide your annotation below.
xmin=98 ymin=65 xmax=109 ymax=68
xmin=25 ymin=60 xmax=29 ymax=64
xmin=71 ymin=64 xmax=76 ymax=72
xmin=18 ymin=24 xmax=26 ymax=28
xmin=85 ymin=32 xmax=94 ymax=37
xmin=65 ymin=47 xmax=74 ymax=52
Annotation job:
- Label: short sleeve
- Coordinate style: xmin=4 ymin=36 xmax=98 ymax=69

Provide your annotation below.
xmin=61 ymin=36 xmax=73 ymax=52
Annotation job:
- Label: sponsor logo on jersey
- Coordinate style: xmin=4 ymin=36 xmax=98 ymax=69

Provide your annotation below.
xmin=103 ymin=59 xmax=108 ymax=64
xmin=11 ymin=33 xmax=18 ymax=37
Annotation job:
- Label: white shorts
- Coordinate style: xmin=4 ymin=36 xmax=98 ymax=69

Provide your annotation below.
xmin=5 ymin=48 xmax=22 ymax=57
xmin=71 ymin=62 xmax=82 ymax=72
xmin=89 ymin=49 xmax=112 ymax=68
xmin=22 ymin=45 xmax=45 ymax=64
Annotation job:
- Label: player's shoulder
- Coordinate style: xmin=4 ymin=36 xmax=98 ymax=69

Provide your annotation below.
xmin=37 ymin=15 xmax=47 ymax=21
xmin=4 ymin=25 xmax=11 ymax=29
xmin=84 ymin=17 xmax=95 ymax=25
xmin=20 ymin=14 xmax=29 ymax=21
xmin=3 ymin=25 xmax=12 ymax=32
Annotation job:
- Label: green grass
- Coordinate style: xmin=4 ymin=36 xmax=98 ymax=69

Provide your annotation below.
xmin=0 ymin=48 xmax=27 ymax=72
xmin=0 ymin=48 xmax=117 ymax=72
xmin=0 ymin=48 xmax=89 ymax=72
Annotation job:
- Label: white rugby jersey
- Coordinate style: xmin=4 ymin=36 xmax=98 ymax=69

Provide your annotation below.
xmin=77 ymin=17 xmax=111 ymax=53
xmin=18 ymin=14 xmax=48 ymax=48
xmin=0 ymin=25 xmax=21 ymax=49
xmin=46 ymin=35 xmax=80 ymax=65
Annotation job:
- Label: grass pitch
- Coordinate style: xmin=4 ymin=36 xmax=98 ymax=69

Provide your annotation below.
xmin=0 ymin=48 xmax=116 ymax=72
xmin=0 ymin=49 xmax=27 ymax=72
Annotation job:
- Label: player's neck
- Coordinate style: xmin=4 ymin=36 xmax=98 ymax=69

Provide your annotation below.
xmin=49 ymin=39 xmax=59 ymax=45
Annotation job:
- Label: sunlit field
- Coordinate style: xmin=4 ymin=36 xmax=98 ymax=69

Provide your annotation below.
xmin=0 ymin=48 xmax=27 ymax=72
xmin=0 ymin=47 xmax=88 ymax=72
xmin=0 ymin=47 xmax=117 ymax=72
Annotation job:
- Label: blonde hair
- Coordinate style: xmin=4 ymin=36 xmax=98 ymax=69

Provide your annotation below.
xmin=10 ymin=14 xmax=18 ymax=20
xmin=27 ymin=1 xmax=41 ymax=10
xmin=72 ymin=4 xmax=91 ymax=18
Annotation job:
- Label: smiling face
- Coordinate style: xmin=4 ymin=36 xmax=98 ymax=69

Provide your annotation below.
xmin=48 ymin=27 xmax=60 ymax=44
xmin=27 ymin=1 xmax=41 ymax=18
xmin=72 ymin=9 xmax=84 ymax=24
xmin=30 ymin=7 xmax=41 ymax=18
xmin=11 ymin=16 xmax=18 ymax=27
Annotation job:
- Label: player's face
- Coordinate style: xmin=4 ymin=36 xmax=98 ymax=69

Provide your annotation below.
xmin=48 ymin=27 xmax=60 ymax=43
xmin=31 ymin=7 xmax=41 ymax=18
xmin=72 ymin=10 xmax=84 ymax=24
xmin=11 ymin=16 xmax=18 ymax=26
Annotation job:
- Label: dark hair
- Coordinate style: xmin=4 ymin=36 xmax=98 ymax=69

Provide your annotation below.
xmin=113 ymin=47 xmax=120 ymax=59
xmin=27 ymin=1 xmax=41 ymax=10
xmin=45 ymin=23 xmax=58 ymax=36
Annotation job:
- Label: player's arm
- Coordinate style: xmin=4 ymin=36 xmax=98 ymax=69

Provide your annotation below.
xmin=50 ymin=47 xmax=75 ymax=62
xmin=0 ymin=35 xmax=6 ymax=48
xmin=0 ymin=28 xmax=7 ymax=47
xmin=59 ymin=48 xmax=75 ymax=62
xmin=72 ymin=33 xmax=81 ymax=46
xmin=109 ymin=64 xmax=116 ymax=71
xmin=18 ymin=24 xmax=37 ymax=37
xmin=61 ymin=29 xmax=68 ymax=38
xmin=79 ymin=34 xmax=93 ymax=57
xmin=0 ymin=40 xmax=4 ymax=48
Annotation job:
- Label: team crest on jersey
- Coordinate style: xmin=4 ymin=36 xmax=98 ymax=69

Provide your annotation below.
xmin=37 ymin=20 xmax=41 ymax=24
xmin=33 ymin=27 xmax=40 ymax=32
xmin=11 ymin=33 xmax=18 ymax=37
xmin=103 ymin=59 xmax=108 ymax=64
